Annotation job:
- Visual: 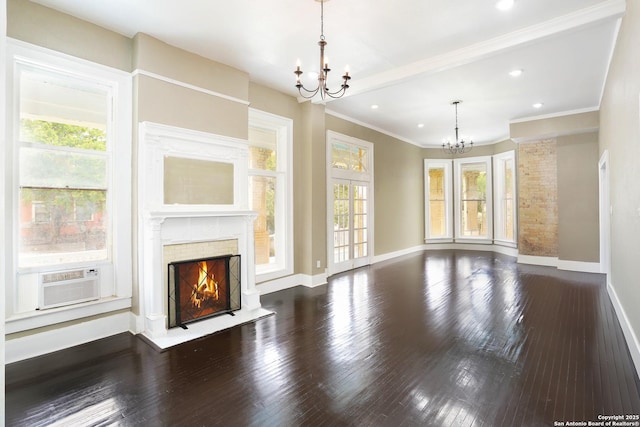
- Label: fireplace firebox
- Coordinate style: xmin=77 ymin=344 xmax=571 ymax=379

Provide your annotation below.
xmin=168 ymin=254 xmax=241 ymax=328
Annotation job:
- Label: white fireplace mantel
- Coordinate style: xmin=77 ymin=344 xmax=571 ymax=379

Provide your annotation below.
xmin=136 ymin=122 xmax=271 ymax=349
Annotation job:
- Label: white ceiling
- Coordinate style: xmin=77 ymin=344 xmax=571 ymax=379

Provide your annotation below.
xmin=31 ymin=0 xmax=625 ymax=147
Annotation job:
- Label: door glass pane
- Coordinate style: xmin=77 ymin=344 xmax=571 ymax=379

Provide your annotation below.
xmin=353 ymin=184 xmax=368 ymax=259
xmin=332 ymin=141 xmax=368 ymax=173
xmin=331 ymin=143 xmax=350 ymax=170
xmin=333 ymin=183 xmax=350 ymax=263
xmin=460 ymin=163 xmax=487 ymax=237
xmin=351 ymin=147 xmax=368 ymax=173
xmin=428 ymin=167 xmax=446 ymax=237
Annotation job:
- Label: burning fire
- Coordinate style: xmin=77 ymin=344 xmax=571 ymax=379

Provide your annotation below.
xmin=190 ymin=261 xmax=219 ymax=309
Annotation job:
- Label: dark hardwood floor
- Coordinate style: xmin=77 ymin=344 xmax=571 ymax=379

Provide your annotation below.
xmin=6 ymin=250 xmax=640 ymax=426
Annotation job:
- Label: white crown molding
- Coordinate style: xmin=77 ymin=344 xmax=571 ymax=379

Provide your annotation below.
xmin=325 ymin=0 xmax=626 ymax=101
xmin=325 ymin=108 xmax=424 ymax=147
xmin=509 ymin=106 xmax=600 ymax=124
xmin=599 ymin=17 xmax=624 ymax=108
xmin=132 ymin=69 xmax=251 ymax=106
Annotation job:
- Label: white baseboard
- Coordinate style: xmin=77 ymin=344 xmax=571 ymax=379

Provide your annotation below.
xmin=302 ymin=272 xmax=328 ymax=288
xmin=130 ymin=312 xmax=145 ymax=334
xmin=257 ymin=272 xmax=328 ymax=295
xmin=517 ymin=255 xmax=601 ymax=273
xmin=5 ymin=311 xmax=130 ymax=364
xmin=423 ymin=242 xmax=519 ymax=258
xmin=606 ymin=281 xmax=640 ymax=377
xmin=373 ymin=245 xmax=427 ymax=264
xmin=517 ymin=254 xmax=559 ymax=267
xmin=257 ymin=274 xmax=304 ymax=294
xmin=557 ymin=260 xmax=601 ymax=274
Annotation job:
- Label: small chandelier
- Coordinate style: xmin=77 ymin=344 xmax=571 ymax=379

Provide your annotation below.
xmin=442 ymin=100 xmax=473 ymax=155
xmin=294 ymin=0 xmax=351 ymax=100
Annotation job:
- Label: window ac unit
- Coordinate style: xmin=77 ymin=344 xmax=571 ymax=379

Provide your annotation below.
xmin=38 ymin=268 xmax=100 ymax=310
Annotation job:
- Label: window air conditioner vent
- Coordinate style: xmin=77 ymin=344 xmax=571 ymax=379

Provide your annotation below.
xmin=38 ymin=268 xmax=100 ymax=309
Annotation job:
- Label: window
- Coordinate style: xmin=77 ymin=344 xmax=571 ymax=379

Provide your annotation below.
xmin=493 ymin=151 xmax=517 ymax=245
xmin=17 ymin=62 xmax=110 ymax=267
xmin=248 ymin=109 xmax=293 ymax=281
xmin=424 ymin=160 xmax=452 ymax=241
xmin=331 ymin=141 xmax=369 ymax=173
xmin=6 ymin=40 xmax=132 ymax=316
xmin=425 ymin=154 xmax=513 ymax=246
xmin=454 ymin=156 xmax=492 ymax=242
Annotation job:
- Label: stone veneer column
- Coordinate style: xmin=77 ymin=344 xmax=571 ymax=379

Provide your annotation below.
xmin=518 ymin=140 xmax=558 ymax=257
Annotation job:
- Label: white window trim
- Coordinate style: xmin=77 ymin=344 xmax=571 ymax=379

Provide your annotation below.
xmin=248 ymin=108 xmax=293 ymax=283
xmin=5 ymin=39 xmax=132 ymax=329
xmin=454 ymin=156 xmax=493 ymax=244
xmin=493 ymin=150 xmax=517 ymax=247
xmin=424 ymin=159 xmax=453 ymax=243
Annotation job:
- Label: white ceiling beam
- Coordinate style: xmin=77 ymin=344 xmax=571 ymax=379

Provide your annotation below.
xmin=319 ymin=0 xmax=626 ymax=104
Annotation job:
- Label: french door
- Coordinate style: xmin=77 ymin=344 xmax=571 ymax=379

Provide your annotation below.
xmin=326 ymin=131 xmax=373 ymax=276
xmin=330 ymin=179 xmax=370 ymax=275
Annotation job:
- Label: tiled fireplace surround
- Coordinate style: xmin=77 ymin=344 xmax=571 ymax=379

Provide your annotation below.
xmin=137 ymin=122 xmax=272 ymax=349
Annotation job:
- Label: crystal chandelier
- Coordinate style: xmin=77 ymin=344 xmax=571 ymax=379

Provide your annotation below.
xmin=443 ymin=101 xmax=473 ymax=155
xmin=294 ymin=0 xmax=351 ymax=100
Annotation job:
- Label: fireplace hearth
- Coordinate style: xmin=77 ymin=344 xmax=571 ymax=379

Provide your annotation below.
xmin=168 ymin=254 xmax=241 ymax=328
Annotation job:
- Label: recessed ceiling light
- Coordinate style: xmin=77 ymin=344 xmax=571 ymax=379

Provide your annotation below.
xmin=533 ymin=102 xmax=544 ymax=109
xmin=509 ymin=69 xmax=523 ymax=77
xmin=496 ymin=0 xmax=514 ymax=11
xmin=371 ymin=104 xmax=379 ymax=110
xmin=417 ymin=123 xmax=425 ymax=128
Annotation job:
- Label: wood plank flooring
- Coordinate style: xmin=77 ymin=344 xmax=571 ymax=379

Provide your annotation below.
xmin=5 ymin=250 xmax=640 ymax=426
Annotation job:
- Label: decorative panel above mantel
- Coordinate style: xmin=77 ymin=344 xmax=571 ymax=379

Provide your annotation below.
xmin=139 ymin=121 xmax=249 ymax=212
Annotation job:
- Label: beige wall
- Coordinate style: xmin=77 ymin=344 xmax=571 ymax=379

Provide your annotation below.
xmin=557 ymin=132 xmax=599 ymax=262
xmin=600 ymin=1 xmax=640 ymax=359
xmin=133 ymin=33 xmax=247 ymax=101
xmin=133 ymin=34 xmax=249 ymax=139
xmin=326 ymin=115 xmax=425 ymax=255
xmin=511 ymin=110 xmax=599 ymax=143
xmin=7 ymin=0 xmax=131 ymax=71
xmin=510 ymin=113 xmax=600 ymax=263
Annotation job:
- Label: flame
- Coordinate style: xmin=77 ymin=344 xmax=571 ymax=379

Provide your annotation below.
xmin=190 ymin=261 xmax=219 ymax=308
